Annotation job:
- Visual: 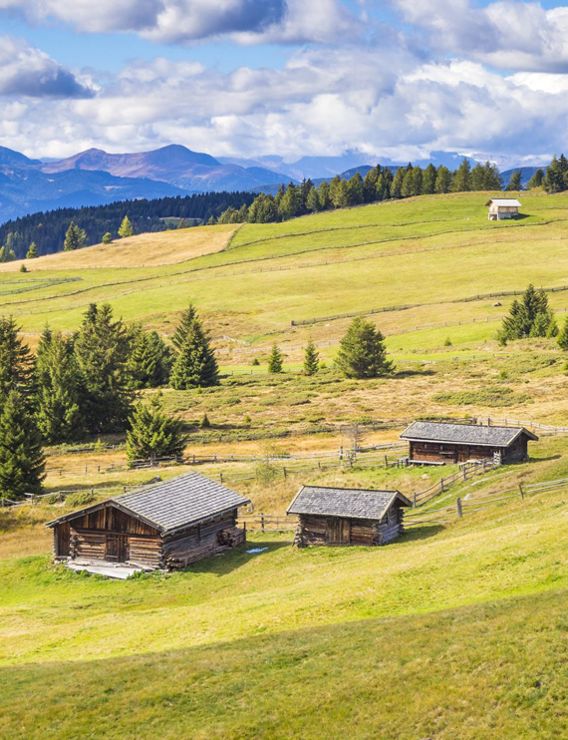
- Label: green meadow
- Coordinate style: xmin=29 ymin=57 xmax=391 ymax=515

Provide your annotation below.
xmin=1 ymin=191 xmax=568 ymax=737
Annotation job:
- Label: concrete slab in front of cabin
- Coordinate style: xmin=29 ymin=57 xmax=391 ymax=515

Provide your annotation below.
xmin=67 ymin=561 xmax=145 ymax=579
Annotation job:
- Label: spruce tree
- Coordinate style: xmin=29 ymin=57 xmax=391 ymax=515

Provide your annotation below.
xmin=506 ymin=170 xmax=523 ymax=191
xmin=558 ymin=317 xmax=568 ymax=350
xmin=26 ymin=242 xmax=38 ymax=259
xmin=64 ymin=221 xmax=86 ymax=251
xmin=498 ymin=285 xmax=556 ymax=344
xmin=102 ymin=232 xmax=113 ymax=244
xmin=170 ymin=324 xmax=219 ymax=389
xmin=170 ymin=306 xmax=218 ymax=389
xmin=435 ymin=166 xmax=452 ymax=193
xmin=171 ymin=305 xmax=198 ymax=351
xmin=422 ymin=164 xmax=437 ymax=194
xmin=0 ymin=316 xmax=33 ymax=404
xmin=268 ymin=344 xmax=283 ymax=374
xmin=35 ymin=329 xmax=84 ymax=443
xmin=126 ymin=395 xmax=186 ymax=466
xmin=451 ymin=159 xmax=472 ymax=192
xmin=0 ymin=390 xmax=46 ymax=500
xmin=303 ymin=341 xmax=319 ymax=376
xmin=74 ymin=303 xmax=132 ymax=433
xmin=118 ymin=215 xmax=134 ymax=238
xmin=336 ymin=318 xmax=393 ymax=378
xmin=527 ymin=169 xmax=545 ymax=189
xmin=125 ymin=325 xmax=172 ymax=389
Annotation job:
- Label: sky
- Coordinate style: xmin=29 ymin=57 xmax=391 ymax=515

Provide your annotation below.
xmin=1 ymin=0 xmax=568 ymax=166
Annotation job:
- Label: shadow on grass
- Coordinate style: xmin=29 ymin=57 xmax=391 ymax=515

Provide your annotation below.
xmin=528 ymin=455 xmax=561 ymax=463
xmin=401 ymin=524 xmax=445 ymax=542
xmin=182 ymin=539 xmax=290 ymax=576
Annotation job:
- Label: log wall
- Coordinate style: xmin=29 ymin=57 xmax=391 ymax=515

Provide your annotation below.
xmin=297 ymin=506 xmax=405 ymax=548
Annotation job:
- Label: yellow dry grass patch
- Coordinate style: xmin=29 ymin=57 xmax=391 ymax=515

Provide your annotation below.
xmin=0 ymin=224 xmax=238 ymax=271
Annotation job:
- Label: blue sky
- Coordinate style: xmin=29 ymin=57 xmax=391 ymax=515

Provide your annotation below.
xmin=1 ymin=1 xmax=568 ymax=165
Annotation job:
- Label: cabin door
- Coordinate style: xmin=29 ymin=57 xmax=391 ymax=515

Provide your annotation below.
xmin=105 ymin=534 xmax=128 ymax=562
xmin=327 ymin=518 xmax=351 ymax=545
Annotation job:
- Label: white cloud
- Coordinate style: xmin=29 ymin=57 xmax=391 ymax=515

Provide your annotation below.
xmin=0 ymin=36 xmax=93 ymax=97
xmin=0 ymin=0 xmax=360 ymax=44
xmin=394 ymin=0 xmax=568 ymax=72
xmin=1 ymin=43 xmax=567 ymax=169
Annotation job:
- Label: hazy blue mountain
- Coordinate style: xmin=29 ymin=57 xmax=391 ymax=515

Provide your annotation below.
xmin=501 ymin=166 xmax=540 ymax=188
xmin=44 ymin=144 xmax=291 ymax=194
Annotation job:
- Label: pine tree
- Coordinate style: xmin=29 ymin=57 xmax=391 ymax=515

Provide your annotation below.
xmin=73 ymin=303 xmax=132 ymax=433
xmin=118 ymin=215 xmax=134 ymax=238
xmin=527 ymin=169 xmax=545 ymax=189
xmin=422 ymin=164 xmax=437 ymax=194
xmin=35 ymin=330 xmax=84 ymax=443
xmin=558 ymin=317 xmax=568 ymax=350
xmin=303 ymin=341 xmax=319 ymax=376
xmin=125 ymin=325 xmax=172 ymax=389
xmin=0 ymin=316 xmax=33 ymax=404
xmin=435 ymin=166 xmax=452 ymax=193
xmin=451 ymin=159 xmax=472 ymax=192
xmin=336 ymin=318 xmax=393 ymax=378
xmin=0 ymin=389 xmax=45 ymax=500
xmin=390 ymin=168 xmax=405 ymax=198
xmin=267 ymin=344 xmax=283 ymax=374
xmin=26 ymin=242 xmax=38 ymax=259
xmin=171 ymin=305 xmax=198 ymax=351
xmin=306 ymin=187 xmax=321 ymax=213
xmin=102 ymin=232 xmax=113 ymax=244
xmin=126 ymin=395 xmax=186 ymax=466
xmin=170 ymin=323 xmax=219 ymax=389
xmin=506 ymin=170 xmax=523 ymax=191
xmin=498 ymin=284 xmax=556 ymax=344
xmin=64 ymin=221 xmax=87 ymax=251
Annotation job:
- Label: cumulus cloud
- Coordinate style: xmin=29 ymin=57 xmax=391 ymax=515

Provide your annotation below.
xmin=1 ymin=42 xmax=567 ymax=168
xmin=0 ymin=0 xmax=360 ymax=44
xmin=394 ymin=0 xmax=568 ymax=72
xmin=0 ymin=36 xmax=94 ymax=98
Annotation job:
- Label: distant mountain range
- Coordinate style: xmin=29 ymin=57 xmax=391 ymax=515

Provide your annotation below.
xmin=0 ymin=143 xmax=545 ymax=224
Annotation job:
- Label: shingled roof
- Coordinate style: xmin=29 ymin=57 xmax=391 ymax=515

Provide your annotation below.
xmin=400 ymin=421 xmax=538 ymax=447
xmin=47 ymin=472 xmax=250 ymax=534
xmin=287 ymin=486 xmax=411 ymax=521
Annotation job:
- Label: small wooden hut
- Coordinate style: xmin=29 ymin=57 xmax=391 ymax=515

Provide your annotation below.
xmin=47 ymin=472 xmax=250 ymax=571
xmin=401 ymin=421 xmax=538 ymax=465
xmin=486 ymin=198 xmax=521 ymax=220
xmin=287 ymin=485 xmax=411 ymax=547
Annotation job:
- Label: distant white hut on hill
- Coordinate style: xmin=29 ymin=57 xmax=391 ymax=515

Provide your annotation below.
xmin=486 ymin=198 xmax=521 ymax=221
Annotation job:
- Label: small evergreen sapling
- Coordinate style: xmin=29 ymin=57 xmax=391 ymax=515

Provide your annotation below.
xmin=303 ymin=340 xmax=319 ymax=376
xmin=118 ymin=215 xmax=134 ymax=238
xmin=268 ymin=344 xmax=283 ymax=374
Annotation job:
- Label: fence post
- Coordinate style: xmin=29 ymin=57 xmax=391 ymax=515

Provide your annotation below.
xmin=519 ymin=483 xmax=525 ymax=500
xmin=261 ymin=513 xmax=265 ymax=533
xmin=219 ymin=472 xmax=224 ymax=483
xmin=456 ymin=497 xmax=463 ymax=518
xmin=283 ymin=467 xmax=287 ymax=479
xmin=440 ymin=477 xmax=445 ymax=492
xmin=413 ymin=493 xmax=417 ymax=508
xmin=463 ymin=466 xmax=467 ymax=481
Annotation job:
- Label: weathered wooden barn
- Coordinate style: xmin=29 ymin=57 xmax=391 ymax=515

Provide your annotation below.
xmin=47 ymin=472 xmax=250 ymax=571
xmin=401 ymin=421 xmax=538 ymax=465
xmin=486 ymin=198 xmax=521 ymax=220
xmin=287 ymin=485 xmax=411 ymax=547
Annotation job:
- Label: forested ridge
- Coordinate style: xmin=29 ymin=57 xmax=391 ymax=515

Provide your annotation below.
xmin=0 ymin=191 xmax=255 ymax=259
xmin=1 ymin=154 xmax=566 ymax=260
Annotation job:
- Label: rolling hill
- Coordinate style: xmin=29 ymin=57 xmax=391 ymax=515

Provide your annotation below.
xmin=1 ymin=191 xmax=568 ymax=737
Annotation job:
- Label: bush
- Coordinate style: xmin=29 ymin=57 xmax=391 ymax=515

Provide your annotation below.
xmin=66 ymin=491 xmax=96 ymax=507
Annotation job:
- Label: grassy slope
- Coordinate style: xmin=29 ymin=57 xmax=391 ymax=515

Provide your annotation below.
xmin=1 ymin=483 xmax=567 ymax=737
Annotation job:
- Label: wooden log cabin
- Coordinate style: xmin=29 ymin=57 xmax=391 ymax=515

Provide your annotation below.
xmin=400 ymin=421 xmax=538 ymax=465
xmin=287 ymin=485 xmax=411 ymax=547
xmin=47 ymin=472 xmax=251 ymax=571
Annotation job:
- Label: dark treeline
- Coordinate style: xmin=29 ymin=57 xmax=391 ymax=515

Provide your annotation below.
xmin=0 ymin=191 xmax=256 ymax=259
xmin=218 ymin=160 xmax=503 ymax=224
